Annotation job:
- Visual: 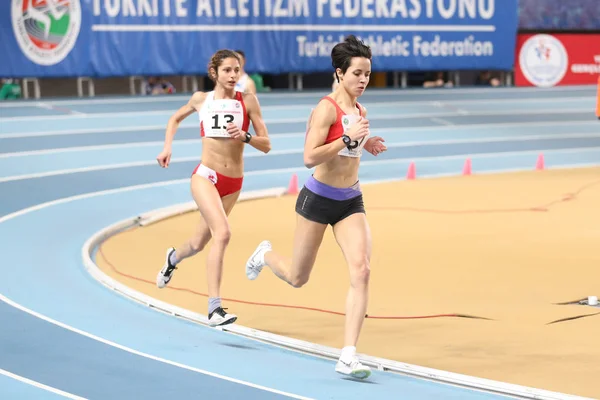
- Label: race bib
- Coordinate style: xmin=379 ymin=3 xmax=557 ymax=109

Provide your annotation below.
xmin=338 ymin=114 xmax=369 ymax=158
xmin=200 ymin=99 xmax=245 ymax=138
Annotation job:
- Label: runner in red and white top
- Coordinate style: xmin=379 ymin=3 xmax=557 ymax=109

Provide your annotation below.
xmin=245 ymin=35 xmax=387 ymax=380
xmin=155 ymin=49 xmax=271 ymax=328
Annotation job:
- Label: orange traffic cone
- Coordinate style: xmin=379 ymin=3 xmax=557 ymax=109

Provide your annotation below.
xmin=462 ymin=158 xmax=472 ymax=176
xmin=535 ymin=153 xmax=545 ymax=171
xmin=287 ymin=173 xmax=299 ymax=195
xmin=406 ymin=162 xmax=416 ymax=180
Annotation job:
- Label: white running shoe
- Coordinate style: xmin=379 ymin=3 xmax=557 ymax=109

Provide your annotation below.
xmin=156 ymin=247 xmax=177 ymax=289
xmin=208 ymin=307 xmax=237 ymax=327
xmin=335 ymin=356 xmax=372 ymax=380
xmin=245 ymin=240 xmax=272 ymax=280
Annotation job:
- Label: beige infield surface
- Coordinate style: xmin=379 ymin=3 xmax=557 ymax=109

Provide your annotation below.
xmin=96 ymin=167 xmax=600 ymax=399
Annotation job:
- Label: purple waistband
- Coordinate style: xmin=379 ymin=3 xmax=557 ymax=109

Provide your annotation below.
xmin=304 ymin=175 xmax=361 ymax=201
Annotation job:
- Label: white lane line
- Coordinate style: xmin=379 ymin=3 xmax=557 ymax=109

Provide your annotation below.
xmin=1 ymin=119 xmax=596 ymax=140
xmin=2 ymin=137 xmax=600 ymax=184
xmin=0 ymin=295 xmax=312 ymax=400
xmin=0 ymin=104 xmax=591 ymax=123
xmin=0 ymin=368 xmax=87 ymax=400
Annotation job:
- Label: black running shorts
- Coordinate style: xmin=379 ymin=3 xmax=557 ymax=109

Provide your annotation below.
xmin=295 ymin=186 xmax=365 ymax=226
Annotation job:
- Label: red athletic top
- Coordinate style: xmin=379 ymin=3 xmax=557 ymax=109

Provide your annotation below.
xmin=320 ymin=96 xmax=364 ymax=144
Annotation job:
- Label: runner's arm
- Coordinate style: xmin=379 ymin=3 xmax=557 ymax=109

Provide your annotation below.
xmin=243 ymin=93 xmax=271 ymax=154
xmin=303 ymin=101 xmax=345 ymax=168
xmin=162 ymin=91 xmax=205 ymax=150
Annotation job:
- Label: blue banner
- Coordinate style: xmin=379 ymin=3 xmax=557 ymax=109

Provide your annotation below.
xmin=0 ymin=0 xmax=518 ymax=78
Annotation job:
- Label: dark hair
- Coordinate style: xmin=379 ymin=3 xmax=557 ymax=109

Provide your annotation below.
xmin=331 ymin=35 xmax=372 ymax=82
xmin=207 ymin=49 xmax=240 ymax=82
xmin=234 ymin=49 xmax=246 ymax=60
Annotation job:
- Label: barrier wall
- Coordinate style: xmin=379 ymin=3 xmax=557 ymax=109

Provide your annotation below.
xmin=1 ymin=0 xmax=518 ymax=78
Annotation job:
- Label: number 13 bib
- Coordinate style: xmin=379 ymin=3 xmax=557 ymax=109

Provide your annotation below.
xmin=338 ymin=114 xmax=370 ymax=158
xmin=200 ymin=99 xmax=245 ymax=138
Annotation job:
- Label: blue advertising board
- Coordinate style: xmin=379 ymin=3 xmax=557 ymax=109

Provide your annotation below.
xmin=0 ymin=0 xmax=518 ymax=78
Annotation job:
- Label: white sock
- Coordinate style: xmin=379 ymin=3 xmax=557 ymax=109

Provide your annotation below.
xmin=169 ymin=250 xmax=178 ymax=266
xmin=340 ymin=346 xmax=357 ymax=363
xmin=260 ymin=247 xmax=270 ymax=266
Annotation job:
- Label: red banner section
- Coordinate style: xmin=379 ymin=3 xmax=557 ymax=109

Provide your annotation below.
xmin=515 ymin=33 xmax=600 ymax=87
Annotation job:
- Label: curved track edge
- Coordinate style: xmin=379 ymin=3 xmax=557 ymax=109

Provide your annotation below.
xmin=82 ymin=186 xmax=593 ymax=400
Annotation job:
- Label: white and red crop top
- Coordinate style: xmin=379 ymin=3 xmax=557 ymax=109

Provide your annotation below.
xmin=198 ymin=91 xmax=250 ymax=138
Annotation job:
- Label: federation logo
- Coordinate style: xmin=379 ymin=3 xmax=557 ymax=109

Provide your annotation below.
xmin=519 ymin=34 xmax=569 ymax=88
xmin=11 ymin=0 xmax=81 ymax=66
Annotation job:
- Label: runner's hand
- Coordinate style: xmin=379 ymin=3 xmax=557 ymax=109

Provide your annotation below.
xmin=156 ymin=148 xmax=172 ymax=168
xmin=226 ymin=123 xmax=245 ymax=141
xmin=364 ymin=136 xmax=387 ymax=156
xmin=346 ymin=117 xmax=370 ymax=142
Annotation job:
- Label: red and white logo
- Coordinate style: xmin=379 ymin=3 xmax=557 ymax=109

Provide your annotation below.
xmin=518 ymin=34 xmax=569 ymax=88
xmin=11 ymin=0 xmax=81 ymax=66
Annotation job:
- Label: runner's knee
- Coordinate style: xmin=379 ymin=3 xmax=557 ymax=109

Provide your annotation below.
xmin=212 ymin=225 xmax=231 ymax=247
xmin=349 ymin=258 xmax=370 ymax=287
